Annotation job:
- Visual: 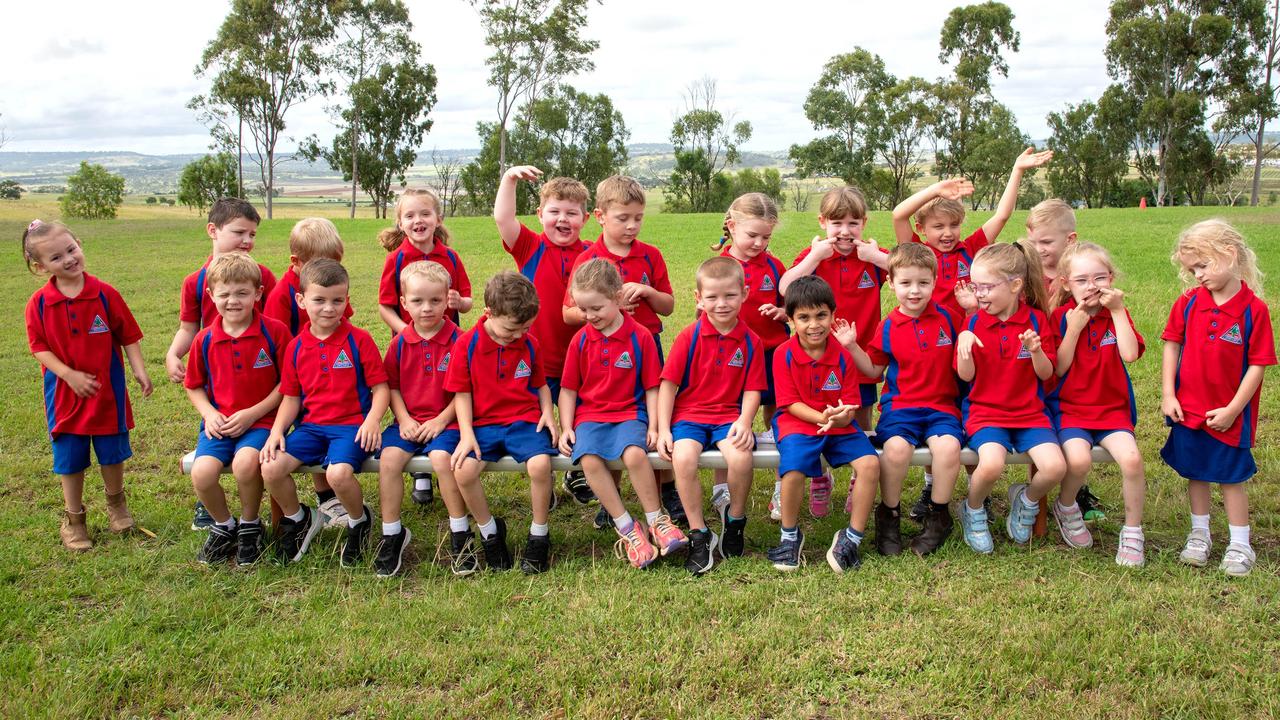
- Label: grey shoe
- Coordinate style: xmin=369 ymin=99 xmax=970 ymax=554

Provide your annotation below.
xmin=1220 ymin=542 xmax=1255 ymax=577
xmin=1179 ymin=528 xmax=1212 ymax=567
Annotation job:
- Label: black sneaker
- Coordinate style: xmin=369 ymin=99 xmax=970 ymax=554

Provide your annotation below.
xmin=480 ymin=517 xmax=513 ymax=570
xmin=374 ymin=526 xmax=412 ymax=578
xmin=191 ymin=501 xmax=214 ymax=531
xmin=684 ymin=528 xmax=718 ymax=575
xmin=720 ymin=516 xmax=747 ymax=558
xmin=563 ymin=470 xmax=595 ymax=505
xmin=276 ymin=505 xmax=322 ymax=563
xmin=410 ymin=472 xmax=433 ymax=505
xmin=593 ymin=505 xmax=613 ymax=531
xmin=826 ymin=529 xmax=862 ymax=573
xmin=520 ymin=534 xmax=551 ymax=574
xmin=235 ymin=521 xmax=265 ymax=566
xmin=767 ymin=530 xmax=804 ymax=571
xmin=908 ymin=483 xmax=932 ymax=523
xmin=661 ymin=482 xmax=687 ymax=526
xmin=197 ymin=523 xmax=237 ymax=564
xmin=340 ymin=505 xmax=373 ymax=568
xmin=1077 ymin=485 xmax=1106 ymax=522
xmin=874 ymin=502 xmax=903 ymax=556
xmin=450 ymin=530 xmax=479 ymax=576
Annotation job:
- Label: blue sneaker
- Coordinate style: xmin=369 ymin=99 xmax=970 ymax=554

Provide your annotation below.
xmin=825 ymin=529 xmax=862 ymax=573
xmin=1006 ymin=483 xmax=1037 ymax=544
xmin=191 ymin=501 xmax=214 ymax=531
xmin=959 ymin=499 xmax=994 ymax=554
xmin=767 ymin=530 xmax=804 ymax=572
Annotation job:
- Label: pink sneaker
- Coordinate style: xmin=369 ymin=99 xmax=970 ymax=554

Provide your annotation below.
xmin=809 ymin=471 xmax=833 ymax=518
xmin=614 ymin=521 xmax=658 ymax=569
xmin=1053 ymin=502 xmax=1094 ymax=549
xmin=648 ymin=512 xmax=688 ymax=556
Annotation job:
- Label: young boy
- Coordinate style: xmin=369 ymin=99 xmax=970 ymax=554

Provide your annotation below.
xmin=494 ymin=166 xmax=595 ymax=505
xmin=447 ymin=271 xmax=559 ymax=575
xmin=657 ymin=257 xmax=766 ymax=576
xmin=184 ymin=253 xmax=292 ymax=567
xmin=766 ymin=276 xmax=881 ymax=573
xmin=259 ymin=259 xmax=390 ymax=566
xmin=839 ymin=243 xmax=964 ymax=558
xmin=377 ymin=261 xmax=460 ymax=577
xmin=166 ymin=197 xmax=277 ymax=531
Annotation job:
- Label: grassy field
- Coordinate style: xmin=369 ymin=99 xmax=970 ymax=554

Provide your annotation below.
xmin=1 ymin=198 xmax=1279 ymax=718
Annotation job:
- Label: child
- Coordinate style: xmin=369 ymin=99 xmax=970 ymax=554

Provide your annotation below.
xmin=558 ymin=258 xmax=687 ymax=568
xmin=494 ymin=166 xmax=595 ymax=505
xmin=446 ymin=271 xmax=559 ymax=575
xmin=378 ymin=188 xmax=472 ymax=333
xmin=657 ymin=257 xmax=766 ymax=575
xmin=377 ymin=261 xmax=460 ymax=577
xmin=954 ymin=242 xmax=1066 ymax=553
xmin=260 ymin=259 xmax=391 ymax=566
xmin=23 ymin=220 xmax=152 ymax=551
xmin=184 ymin=253 xmax=291 ymax=566
xmin=1161 ymin=220 xmax=1275 ymax=577
xmin=1047 ymin=242 xmax=1146 ymax=565
xmin=165 ymin=197 xmax=276 ymax=531
xmin=766 ymin=276 xmax=881 ymax=573
xmin=838 ymin=243 xmax=964 ymax=557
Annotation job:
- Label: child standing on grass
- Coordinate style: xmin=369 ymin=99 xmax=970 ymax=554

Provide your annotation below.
xmin=1162 ymin=220 xmax=1275 ymax=577
xmin=1047 ymin=242 xmax=1147 ymax=565
xmin=23 ymin=220 xmax=153 ymax=551
xmin=378 ymin=189 xmax=472 ymax=333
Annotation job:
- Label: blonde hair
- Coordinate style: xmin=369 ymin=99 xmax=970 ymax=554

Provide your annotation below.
xmin=206 ymin=252 xmax=263 ymax=290
xmin=696 ymin=256 xmax=745 ymax=291
xmin=540 ymin=177 xmax=590 ymax=210
xmin=1052 ymin=241 xmax=1117 ymax=309
xmin=819 ymin=186 xmax=868 ymax=221
xmin=290 ymin=218 xmax=344 ymax=264
xmin=916 ymin=197 xmax=966 ymax=226
xmin=571 ymin=257 xmax=623 ymax=298
xmin=1173 ymin=219 xmax=1264 ymax=298
xmin=1026 ymin=198 xmax=1076 ymax=234
xmin=595 ymin=175 xmax=646 ymax=212
xmin=378 ymin=189 xmax=452 ymax=251
xmin=972 ymin=240 xmax=1050 ymax=314
xmin=399 ymin=260 xmax=451 ymax=295
xmin=887 ymin=242 xmax=938 ymax=280
xmin=21 ymin=219 xmax=79 ymax=274
xmin=714 ymin=192 xmax=779 ymax=251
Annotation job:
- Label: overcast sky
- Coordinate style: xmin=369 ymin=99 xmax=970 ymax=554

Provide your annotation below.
xmin=1 ymin=0 xmax=1114 ymax=155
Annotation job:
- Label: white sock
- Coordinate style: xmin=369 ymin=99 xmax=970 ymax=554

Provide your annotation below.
xmin=383 ymin=520 xmax=402 ymax=536
xmin=414 ymin=476 xmax=431 ymax=491
xmin=530 ymin=521 xmax=549 ymax=537
xmin=923 ymin=472 xmax=934 ymax=487
xmin=1228 ymin=524 xmax=1251 ymax=546
xmin=287 ymin=508 xmax=306 ymax=522
xmin=449 ymin=515 xmax=470 ymax=533
xmin=644 ymin=509 xmax=660 ymax=526
xmin=1121 ymin=525 xmax=1143 ymax=538
xmin=1191 ymin=513 xmax=1210 ymax=532
xmin=478 ymin=517 xmax=498 ymax=539
xmin=1056 ymin=501 xmax=1079 ymax=514
xmin=239 ymin=518 xmax=260 ymax=526
xmin=215 ymin=516 xmax=236 ymax=530
xmin=1020 ymin=490 xmax=1039 ymax=510
xmin=347 ymin=511 xmax=366 ymax=528
xmin=712 ymin=482 xmax=729 ymax=497
xmin=613 ymin=512 xmax=634 ymax=532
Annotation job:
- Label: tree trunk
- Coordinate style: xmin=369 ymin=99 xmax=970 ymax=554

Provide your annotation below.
xmin=266 ymin=152 xmax=274 ymax=219
xmin=1157 ymin=128 xmax=1170 ymax=207
xmin=1253 ymin=0 xmax=1278 ymax=206
xmin=237 ymin=113 xmax=244 ymax=199
xmin=499 ymin=123 xmax=508 ymax=174
xmin=350 ymin=105 xmax=359 ymax=219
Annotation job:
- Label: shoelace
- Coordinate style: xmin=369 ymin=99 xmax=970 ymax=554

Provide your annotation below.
xmin=651 ymin=514 xmax=681 ymax=542
xmin=613 ymin=526 xmax=651 ymax=562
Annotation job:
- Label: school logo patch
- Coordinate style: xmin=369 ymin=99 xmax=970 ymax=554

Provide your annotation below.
xmin=437 ymin=352 xmax=451 ymax=372
xmin=640 ymin=272 xmax=651 ymax=286
xmin=821 ymin=371 xmax=842 ymax=391
xmin=333 ymin=350 xmax=354 ymax=369
xmin=88 ymin=315 xmax=109 ymax=334
xmin=760 ymin=275 xmax=775 ymax=292
xmin=614 ymin=351 xmax=633 ymax=369
xmin=1016 ymin=346 xmax=1032 ymax=359
xmin=252 ymin=349 xmax=273 ymax=369
xmin=957 ymin=260 xmax=970 ymax=278
xmin=936 ymin=329 xmax=953 ymax=347
xmin=858 ymin=270 xmax=876 ymax=289
xmin=1221 ymin=323 xmax=1243 ymax=345
xmin=514 ymin=359 xmax=532 ymax=378
xmin=1100 ymin=330 xmax=1117 ymax=347
xmin=728 ymin=348 xmax=745 ymax=368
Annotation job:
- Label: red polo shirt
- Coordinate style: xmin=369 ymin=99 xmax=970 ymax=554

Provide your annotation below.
xmin=265 ymin=266 xmax=354 ymax=337
xmin=444 ymin=317 xmax=546 ymax=426
xmin=561 ymin=314 xmax=661 ymax=425
xmin=383 ymin=320 xmax=460 ymax=428
xmin=721 ymin=247 xmax=789 ymax=349
xmin=868 ymin=305 xmax=963 ymax=418
xmin=660 ymin=318 xmax=767 ymax=425
xmin=179 ymin=256 xmax=277 ymax=329
xmin=1048 ymin=301 xmax=1144 ymax=431
xmin=378 ymin=238 xmax=471 ymax=325
xmin=184 ymin=312 xmax=292 ymax=430
xmin=1162 ymin=284 xmax=1276 ymax=447
xmin=772 ymin=335 xmax=862 ymax=439
xmin=789 ymin=245 xmax=886 ymax=385
xmin=911 ymin=228 xmax=989 ymax=320
xmin=26 ymin=274 xmax=143 ymax=436
xmin=280 ymin=319 xmax=388 ymax=426
xmin=507 ymin=224 xmax=590 ymax=378
xmin=958 ymin=304 xmax=1057 ymax=434
xmin=565 ymin=236 xmax=672 ymax=335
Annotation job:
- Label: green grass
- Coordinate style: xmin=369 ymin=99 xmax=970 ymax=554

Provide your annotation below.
xmin=2 ymin=199 xmax=1279 ymax=718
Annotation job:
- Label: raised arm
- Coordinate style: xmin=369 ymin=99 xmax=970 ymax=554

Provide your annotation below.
xmin=982 ymin=147 xmax=1053 ymax=242
xmin=494 ymin=165 xmax=543 ymax=248
xmin=891 ymin=178 xmax=975 ymax=244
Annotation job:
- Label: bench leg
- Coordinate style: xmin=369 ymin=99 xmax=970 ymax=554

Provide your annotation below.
xmin=1030 ymin=463 xmax=1048 ymax=538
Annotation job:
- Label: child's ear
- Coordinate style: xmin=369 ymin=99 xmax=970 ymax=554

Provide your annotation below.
xmin=289 ymin=254 xmax=303 ymax=271
xmin=206 ymin=222 xmax=219 ymax=240
xmin=253 ymin=286 xmax=264 ymax=302
xmin=593 ymin=208 xmax=604 ymax=224
xmin=294 ymin=291 xmax=305 ymax=308
xmin=1067 ymin=232 xmax=1078 ymax=244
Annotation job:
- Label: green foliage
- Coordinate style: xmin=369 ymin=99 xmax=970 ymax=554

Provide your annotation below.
xmin=59 ymin=161 xmax=125 ymax=219
xmin=0 ymin=179 xmax=21 ymax=200
xmin=177 ymin=153 xmax=239 ymax=214
xmin=788 ymin=49 xmax=892 ymax=190
xmin=664 ymin=78 xmax=752 ymax=213
xmin=1045 ymin=100 xmax=1129 ymax=208
xmin=964 ymin=103 xmax=1029 ymax=210
xmin=878 ymin=76 xmax=938 ymax=207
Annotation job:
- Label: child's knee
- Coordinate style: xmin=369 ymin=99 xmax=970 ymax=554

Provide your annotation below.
xmin=526 ymin=455 xmax=552 ymax=479
xmin=230 ymin=452 xmax=261 ymax=479
xmin=1037 ymin=453 xmax=1067 ymax=482
xmin=853 ymin=457 xmax=880 ymax=482
xmin=326 ymin=465 xmax=356 ymax=487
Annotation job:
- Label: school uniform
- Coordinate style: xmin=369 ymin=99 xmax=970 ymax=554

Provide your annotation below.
xmin=180 ymin=256 xmax=277 ymax=329
xmin=660 ymin=318 xmax=768 ymax=447
xmin=867 ymin=304 xmax=965 ymax=447
xmin=1047 ymin=300 xmax=1145 ymax=445
xmin=379 ymin=320 xmax=462 ymax=457
xmin=506 ymin=224 xmax=590 ymax=399
xmin=565 ymin=237 xmax=673 ymax=360
xmin=721 ymin=247 xmax=789 ymax=406
xmin=959 ymin=304 xmax=1058 ymax=453
xmin=378 ymin=238 xmax=471 ymax=326
xmin=264 ymin=266 xmax=354 ymax=337
xmin=561 ymin=314 xmax=662 ymax=463
xmin=911 ymin=228 xmax=988 ymax=322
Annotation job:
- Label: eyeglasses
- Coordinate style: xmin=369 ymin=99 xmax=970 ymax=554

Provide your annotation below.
xmin=1069 ymin=274 xmax=1112 ymax=288
xmin=969 ymin=279 xmax=1012 ymax=297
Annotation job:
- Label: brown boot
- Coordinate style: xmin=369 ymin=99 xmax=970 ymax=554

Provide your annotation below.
xmin=105 ymin=491 xmax=135 ymax=533
xmin=874 ymin=502 xmax=902 ymax=556
xmin=60 ymin=508 xmax=92 ymax=551
xmin=911 ymin=502 xmax=954 ymax=557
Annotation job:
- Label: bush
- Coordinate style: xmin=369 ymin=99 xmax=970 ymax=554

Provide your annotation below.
xmin=60 ymin=162 xmax=126 ymax=219
xmin=145 ymin=196 xmax=158 ymax=205
xmin=0 ymin=179 xmax=21 ymax=200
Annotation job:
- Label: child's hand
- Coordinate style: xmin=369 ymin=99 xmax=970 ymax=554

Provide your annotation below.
xmin=646 ymin=425 xmax=659 ymax=450
xmin=201 ymin=410 xmax=227 ymax=439
xmin=134 ymin=369 xmax=154 ymax=397
xmin=1064 ymin=305 xmax=1090 ymax=334
xmin=1013 ymin=147 xmax=1054 ymax=171
xmin=621 ymin=282 xmax=649 ymax=306
xmin=447 ymin=289 xmax=464 ymax=310
xmin=417 ymin=417 xmax=447 ymax=443
xmin=810 ymin=236 xmax=836 ymax=261
xmin=657 ymin=430 xmax=674 ymax=461
xmin=932 ymin=177 xmax=975 ymax=200
xmin=356 ymin=418 xmax=382 ymax=452
xmin=1019 ymin=329 xmax=1043 ymax=354
xmin=726 ymin=420 xmax=755 ymax=451
xmin=65 ymin=370 xmax=101 ymax=398
xmin=399 ymin=419 xmax=422 ymax=442
xmin=259 ymin=432 xmax=285 ymax=464
xmin=557 ymin=428 xmax=575 ymax=456
xmin=220 ymin=410 xmax=255 ymax=438
xmin=1098 ymin=287 xmax=1126 ymax=311
xmin=451 ymin=435 xmax=479 ymax=471
xmin=833 ymin=318 xmax=858 ymax=349
xmin=854 ymin=236 xmax=881 ymax=263
xmin=504 ymin=165 xmax=543 ymax=182
xmin=1161 ymin=394 xmax=1184 ymax=423
xmin=1205 ymin=406 xmax=1241 ymax=432
xmin=954 ymin=282 xmax=977 ymax=313
xmin=956 ymin=330 xmax=984 ymax=361
xmin=817 ymin=403 xmax=857 ymax=433
xmin=164 ymin=354 xmax=186 ymax=384
xmin=537 ymin=411 xmax=558 ymax=447
xmin=759 ymin=304 xmax=787 ymax=323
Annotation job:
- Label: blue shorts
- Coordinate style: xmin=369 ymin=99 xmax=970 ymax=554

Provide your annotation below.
xmin=858 ymin=382 xmax=878 ymax=409
xmin=285 ymin=423 xmax=371 ymax=469
xmin=194 ymin=427 xmax=270 ymax=466
xmin=545 ymin=376 xmax=561 ymax=405
xmin=671 ymin=420 xmax=734 ymax=448
xmin=379 ymin=426 xmax=460 ymax=457
xmin=761 ymin=347 xmax=777 ymax=407
xmin=1161 ymin=424 xmax=1255 ymax=484
xmin=571 ymin=420 xmax=647 ymax=463
xmin=874 ymin=408 xmax=963 ymax=447
xmin=777 ymin=431 xmax=877 ymax=478
xmin=968 ymin=426 xmax=1058 ymax=454
xmin=1057 ymin=427 xmax=1131 ymax=446
xmin=472 ymin=421 xmax=556 ymax=463
xmin=51 ymin=432 xmax=132 ymax=475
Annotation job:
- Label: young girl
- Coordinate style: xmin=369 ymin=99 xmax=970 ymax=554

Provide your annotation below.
xmin=377 ymin=189 xmax=473 ymax=334
xmin=1162 ymin=220 xmax=1274 ymax=577
xmin=955 ymin=241 xmax=1066 ymax=553
xmin=22 ymin=220 xmax=153 ymax=551
xmin=1048 ymin=242 xmax=1146 ymax=565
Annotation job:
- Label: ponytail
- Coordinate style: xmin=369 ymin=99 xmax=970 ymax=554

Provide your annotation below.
xmin=1014 ymin=240 xmax=1049 ymax=314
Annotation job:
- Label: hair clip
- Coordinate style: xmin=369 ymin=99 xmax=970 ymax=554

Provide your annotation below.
xmin=28 ymin=219 xmax=44 ymax=231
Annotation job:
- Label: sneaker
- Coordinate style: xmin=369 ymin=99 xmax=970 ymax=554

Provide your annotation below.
xmin=1179 ymin=528 xmax=1211 ymax=567
xmin=873 ymin=502 xmax=902 ymax=556
xmin=235 ymin=522 xmax=265 ymax=567
xmin=1005 ymin=483 xmax=1037 ymax=545
xmin=318 ymin=496 xmax=349 ymax=529
xmin=660 ymin=482 xmax=687 ymax=526
xmin=340 ymin=506 xmax=373 ymax=568
xmin=450 ymin=530 xmax=480 ymax=576
xmin=1077 ymin=485 xmax=1105 ymax=522
xmin=768 ymin=484 xmax=782 ymax=522
xmin=614 ymin=521 xmax=658 ymax=569
xmin=809 ymin=471 xmax=832 ymax=518
xmin=593 ymin=506 xmax=613 ymax=531
xmin=767 ymin=530 xmax=804 ymax=571
xmin=684 ymin=528 xmax=718 ymax=575
xmin=711 ymin=485 xmax=731 ymax=532
xmin=721 ymin=516 xmax=747 ymax=558
xmin=908 ymin=483 xmax=932 ymax=523
xmin=191 ymin=501 xmax=214 ymax=531
xmin=1115 ymin=529 xmax=1145 ymax=567
xmin=520 ymin=534 xmax=551 ymax=574
xmin=563 ymin=470 xmax=595 ymax=505
xmin=1052 ymin=502 xmax=1094 ymax=549
xmin=374 ymin=526 xmax=412 ymax=577
xmin=197 ymin=523 xmax=237 ymax=564
xmin=277 ymin=505 xmax=322 ymax=563
xmin=911 ymin=503 xmax=954 ymax=557
xmin=648 ymin=512 xmax=688 ymax=555
xmin=480 ymin=517 xmax=513 ymax=571
xmin=754 ymin=429 xmax=775 ymax=445
xmin=410 ymin=472 xmax=433 ymax=505
xmin=1220 ymin=542 xmax=1256 ymax=577
xmin=826 ymin=529 xmax=862 ymax=573
xmin=959 ymin=500 xmax=994 ymax=554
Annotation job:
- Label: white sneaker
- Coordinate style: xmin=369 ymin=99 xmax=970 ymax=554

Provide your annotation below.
xmin=318 ymin=496 xmax=349 ymax=529
xmin=711 ymin=486 xmax=731 ymax=531
xmin=1220 ymin=542 xmax=1256 ymax=577
xmin=754 ymin=429 xmax=776 ymax=445
xmin=768 ymin=484 xmax=782 ymax=522
xmin=1115 ymin=530 xmax=1145 ymax=567
xmin=1179 ymin=528 xmax=1211 ymax=567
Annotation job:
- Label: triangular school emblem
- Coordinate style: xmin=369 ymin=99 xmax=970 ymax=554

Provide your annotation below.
xmin=253 ymin=348 xmax=273 ymax=369
xmin=89 ymin=315 xmax=109 ymax=334
xmin=437 ymin=353 xmax=451 ymax=372
xmin=1100 ymin=329 xmax=1117 ymax=347
xmin=333 ymin=349 xmax=354 ymax=369
xmin=727 ymin=348 xmax=745 ymax=368
xmin=760 ymin=275 xmax=775 ymax=292
xmin=858 ymin=270 xmax=876 ymax=289
xmin=821 ymin=371 xmax=842 ymax=391
xmin=936 ymin=329 xmax=952 ymax=347
xmin=514 ymin=359 xmax=532 ymax=378
xmin=957 ymin=260 xmax=970 ymax=278
xmin=640 ymin=272 xmax=651 ymax=286
xmin=1016 ymin=346 xmax=1032 ymax=359
xmin=614 ymin=351 xmax=633 ymax=369
xmin=1221 ymin=323 xmax=1243 ymax=345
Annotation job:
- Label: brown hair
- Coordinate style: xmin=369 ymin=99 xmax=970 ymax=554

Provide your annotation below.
xmin=21 ymin=219 xmax=79 ymax=273
xmin=208 ymin=198 xmax=261 ymax=228
xmin=378 ymin=188 xmax=452 ymax=251
xmin=916 ymin=197 xmax=966 ymax=226
xmin=1173 ymin=219 xmax=1264 ymax=298
xmin=400 ymin=260 xmax=451 ymax=294
xmin=1052 ymin=241 xmax=1118 ymax=309
xmin=299 ymin=258 xmax=349 ymax=291
xmin=484 ymin=270 xmax=539 ymax=323
xmin=540 ymin=176 xmax=590 ymax=209
xmin=696 ymin=256 xmax=745 ymax=291
xmin=971 ymin=240 xmax=1050 ymax=314
xmin=714 ymin=192 xmax=779 ymax=251
xmin=206 ymin=252 xmax=263 ymax=290
xmin=570 ymin=257 xmax=623 ymax=298
xmin=290 ymin=218 xmax=344 ymax=264
xmin=887 ymin=242 xmax=938 ymax=279
xmin=595 ymin=175 xmax=646 ymax=213
xmin=1026 ymin=198 xmax=1076 ymax=234
xmin=819 ymin=186 xmax=868 ymax=221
